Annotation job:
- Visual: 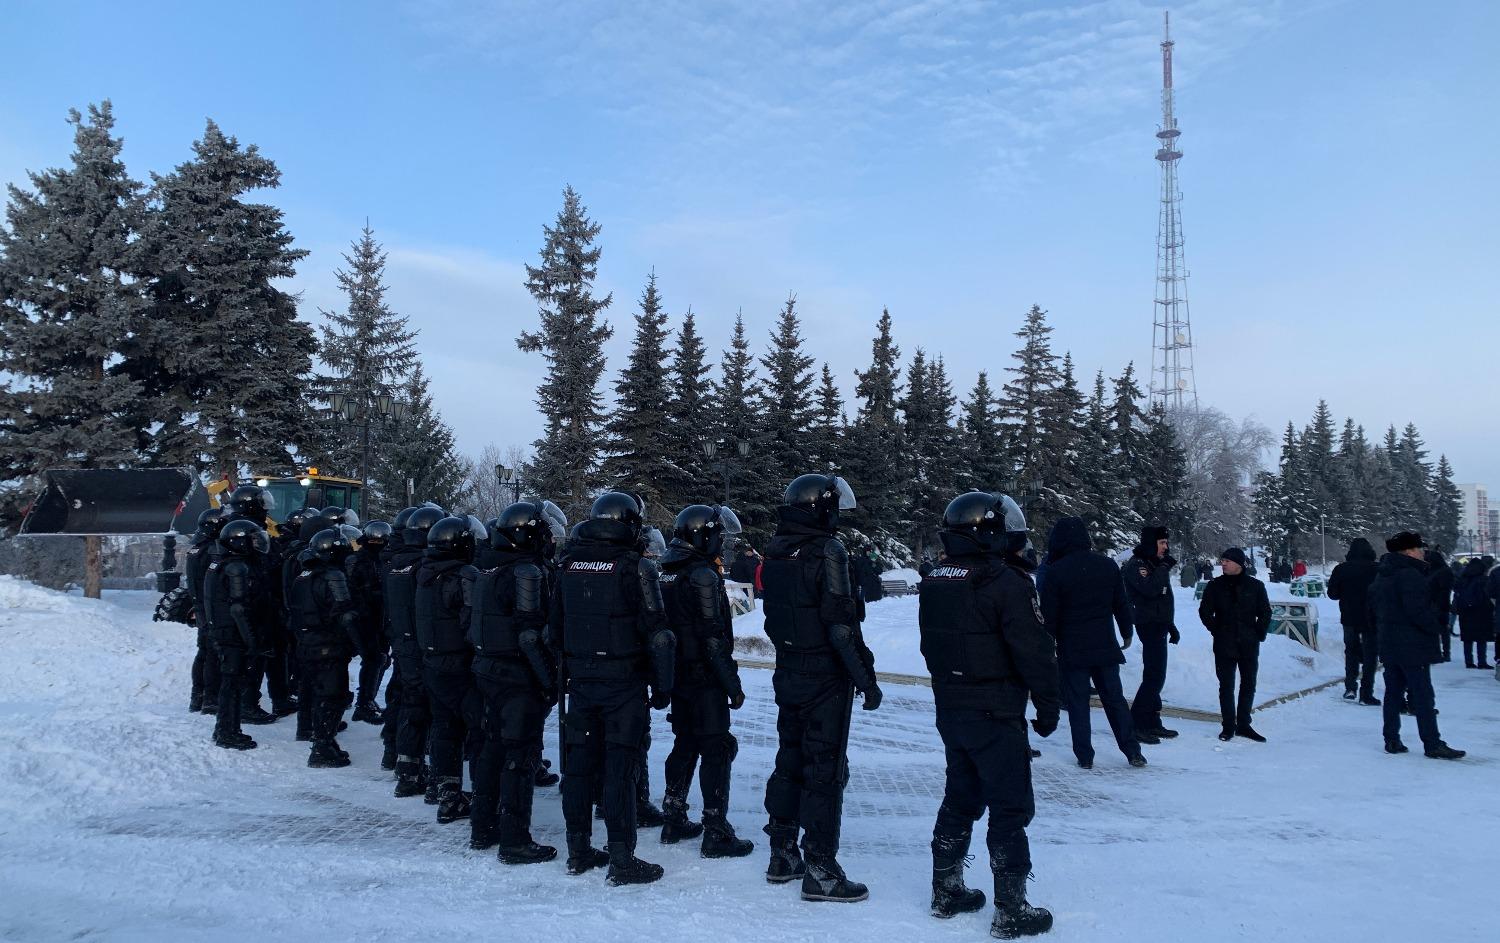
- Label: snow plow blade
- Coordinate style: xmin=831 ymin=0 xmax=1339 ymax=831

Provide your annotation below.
xmin=19 ymin=468 xmax=202 ymax=536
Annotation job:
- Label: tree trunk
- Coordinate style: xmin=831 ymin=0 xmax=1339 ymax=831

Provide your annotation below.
xmin=84 ymin=535 xmax=102 ymax=600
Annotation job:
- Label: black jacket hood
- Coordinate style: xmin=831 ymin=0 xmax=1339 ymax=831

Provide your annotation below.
xmin=1045 ymin=516 xmax=1090 ymax=564
xmin=1346 ymin=538 xmax=1376 ymax=563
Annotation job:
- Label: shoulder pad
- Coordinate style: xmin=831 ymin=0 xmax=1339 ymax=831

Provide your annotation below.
xmin=325 ymin=568 xmax=352 ymax=602
xmin=637 ymin=556 xmax=662 ymax=579
xmin=459 ymin=564 xmax=480 ymax=581
xmin=823 ymin=538 xmax=849 ymax=564
xmin=688 ymin=565 xmax=721 ymax=589
xmin=514 ymin=561 xmax=544 ymax=581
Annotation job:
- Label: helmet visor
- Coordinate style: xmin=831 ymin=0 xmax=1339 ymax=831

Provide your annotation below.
xmin=541 ymin=500 xmax=567 ymax=531
xmin=994 ymin=494 xmax=1028 ymax=534
xmin=642 ymin=526 xmax=667 ymax=558
xmin=466 ymin=514 xmax=489 ymax=542
xmin=338 ymin=523 xmax=363 ymax=547
xmin=833 ymin=476 xmax=857 ymax=511
xmin=715 ymin=506 xmax=744 ymax=535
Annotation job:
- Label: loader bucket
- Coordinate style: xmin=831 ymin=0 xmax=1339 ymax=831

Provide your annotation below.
xmin=19 ymin=468 xmax=201 ymax=536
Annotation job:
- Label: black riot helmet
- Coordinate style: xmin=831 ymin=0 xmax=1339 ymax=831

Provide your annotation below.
xmin=361 ymin=521 xmax=393 ymax=548
xmin=225 ymin=484 xmax=274 ymax=522
xmin=591 ymin=491 xmax=644 ymax=537
xmin=393 ymin=507 xmax=418 ymax=531
xmin=317 ymin=506 xmax=359 ymax=528
xmin=427 ymin=515 xmax=478 ymax=559
xmin=673 ymin=504 xmax=744 ymax=558
xmin=299 ymin=508 xmax=328 ymax=540
xmin=196 ymin=506 xmax=229 ymax=538
xmin=783 ymin=473 xmax=857 ymax=530
xmin=404 ymin=505 xmax=446 ymax=548
xmin=219 ymin=519 xmax=269 ymax=555
xmin=940 ymin=492 xmax=1029 ymax=556
xmin=493 ymin=500 xmax=567 ymax=553
xmin=308 ymin=526 xmax=356 ymax=563
xmin=283 ymin=505 xmax=319 ymax=537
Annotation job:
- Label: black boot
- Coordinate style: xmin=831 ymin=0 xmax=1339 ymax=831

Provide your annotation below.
xmin=381 ymin=744 xmax=397 ymax=771
xmin=1127 ymin=752 xmax=1148 ymax=768
xmin=213 ymin=728 xmax=257 ymax=750
xmin=200 ymin=700 xmax=218 ymax=716
xmin=352 ymin=700 xmax=384 ymax=724
xmin=1359 ymin=695 xmax=1382 ymax=706
xmin=424 ymin=776 xmax=441 ymax=805
xmin=700 ymin=812 xmax=754 ymax=859
xmin=764 ymin=824 xmax=805 ymax=885
xmin=1384 ymin=738 xmax=1409 ymax=754
xmin=393 ymin=761 xmax=427 ymax=798
xmin=566 ymin=833 xmax=610 ymax=875
xmin=635 ymin=797 xmax=666 ymax=829
xmin=272 ymin=697 xmax=299 ymax=718
xmin=930 ymin=833 xmax=986 ymax=919
xmin=1134 ymin=729 xmax=1161 ymax=745
xmin=1152 ymin=725 xmax=1179 ymax=739
xmin=242 ymin=703 xmax=277 ymax=726
xmin=1217 ymin=725 xmax=1234 ymax=742
xmin=1424 ymin=742 xmax=1466 ymax=760
xmin=1342 ymin=689 xmax=1357 ymax=700
xmin=1236 ymin=724 xmax=1267 ymax=743
xmin=534 ymin=757 xmax=559 ymax=788
xmin=469 ymin=794 xmax=498 ymax=850
xmin=991 ymin=873 xmax=1053 ymax=939
xmin=801 ymin=849 xmax=868 ymax=903
xmin=189 ymin=689 xmax=204 ymax=713
xmin=436 ymin=781 xmax=471 ymax=824
xmin=497 ymin=813 xmax=557 ymax=864
xmin=606 ymin=841 xmax=664 ymax=886
xmin=308 ymin=740 xmax=350 ymax=768
xmin=660 ymin=793 xmax=704 ymax=844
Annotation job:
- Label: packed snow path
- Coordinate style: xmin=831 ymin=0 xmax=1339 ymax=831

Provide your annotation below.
xmin=1 ymin=580 xmax=1496 ymax=941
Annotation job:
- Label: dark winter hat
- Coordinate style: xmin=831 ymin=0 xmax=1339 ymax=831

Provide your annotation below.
xmin=1385 ymin=531 xmax=1426 ymax=553
xmin=1140 ymin=525 xmax=1169 ymax=544
xmin=1219 ymin=547 xmax=1248 ymax=569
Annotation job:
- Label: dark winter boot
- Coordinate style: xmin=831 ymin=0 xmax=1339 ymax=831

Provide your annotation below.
xmin=381 ymin=744 xmax=398 ymax=771
xmin=1359 ymin=695 xmax=1382 ymax=706
xmin=497 ymin=814 xmax=557 ymax=864
xmin=801 ymin=849 xmax=868 ymax=903
xmin=534 ymin=758 xmax=559 ymax=788
xmin=700 ymin=812 xmax=754 ymax=859
xmin=213 ymin=729 xmax=257 ymax=750
xmin=469 ymin=795 xmax=498 ymax=850
xmin=242 ymin=703 xmax=277 ymax=726
xmin=1217 ymin=725 xmax=1235 ymax=742
xmin=272 ymin=697 xmax=299 ymax=718
xmin=764 ymin=824 xmax=806 ymax=885
xmin=436 ymin=780 xmax=471 ymax=823
xmin=190 ymin=690 xmax=204 ymax=713
xmin=352 ymin=700 xmax=384 ymax=725
xmin=1424 ymin=742 xmax=1466 ymax=760
xmin=1127 ymin=752 xmax=1148 ymax=768
xmin=606 ymin=841 xmax=664 ymax=886
xmin=200 ymin=700 xmax=218 ymax=716
xmin=991 ymin=873 xmax=1053 ymax=939
xmin=308 ymin=740 xmax=350 ymax=768
xmin=1342 ymin=689 xmax=1357 ymax=701
xmin=930 ymin=834 xmax=986 ymax=919
xmin=660 ymin=793 xmax=704 ymax=844
xmin=1384 ymin=738 xmax=1409 ymax=754
xmin=424 ymin=777 xmax=441 ymax=805
xmin=566 ymin=833 xmax=610 ymax=875
xmin=1235 ymin=724 xmax=1267 ymax=743
xmin=1134 ymin=729 xmax=1161 ymax=745
xmin=635 ymin=797 xmax=666 ymax=829
xmin=393 ymin=761 xmax=427 ymax=798
xmin=1152 ymin=725 xmax=1179 ymax=739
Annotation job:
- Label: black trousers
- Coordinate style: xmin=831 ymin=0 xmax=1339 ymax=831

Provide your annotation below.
xmin=1383 ymin=661 xmax=1443 ymax=748
xmin=392 ymin=640 xmax=431 ymax=778
xmin=1462 ymin=639 xmax=1490 ymax=667
xmin=1214 ymin=649 xmax=1259 ymax=729
xmin=214 ymin=644 xmax=250 ymax=738
xmin=473 ymin=660 xmax=550 ymax=843
xmin=381 ymin=656 xmax=402 ymax=750
xmin=931 ymin=708 xmax=1034 ymax=878
xmin=664 ymin=678 xmax=736 ymax=815
xmin=355 ymin=619 xmax=388 ymax=705
xmin=300 ymin=655 xmax=350 ymax=744
xmin=1060 ymin=664 xmax=1138 ymax=763
xmin=764 ymin=670 xmax=853 ymax=855
xmin=424 ymin=659 xmax=482 ymax=787
xmin=1345 ymin=629 xmax=1379 ymax=697
xmin=191 ymin=625 xmax=221 ymax=704
xmin=561 ymin=678 xmax=649 ymax=848
xmin=1130 ymin=624 xmax=1170 ymax=731
xmin=1438 ymin=618 xmax=1452 ymax=660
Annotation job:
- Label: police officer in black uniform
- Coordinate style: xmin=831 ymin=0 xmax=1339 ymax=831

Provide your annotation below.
xmin=468 ymin=500 xmax=565 ymax=862
xmin=760 ymin=473 xmax=882 ymax=903
xmin=217 ymin=485 xmax=284 ymax=727
xmin=186 ymin=507 xmax=228 ymax=714
xmin=289 ymin=524 xmax=364 ymax=768
xmin=348 ymin=520 xmax=392 ymax=724
xmin=378 ymin=507 xmax=417 ymax=770
xmin=415 ymin=515 xmax=484 ymax=824
xmin=203 ymin=519 xmax=272 ymax=750
xmin=283 ymin=508 xmax=326 ymax=739
xmin=919 ymin=492 xmax=1060 ymax=939
xmin=551 ymin=492 xmax=675 ymax=886
xmin=658 ymin=504 xmax=754 ymax=858
xmin=386 ymin=504 xmax=445 ymax=797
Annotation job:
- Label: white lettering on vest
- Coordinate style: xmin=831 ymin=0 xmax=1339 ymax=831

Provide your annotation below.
xmin=569 ymin=561 xmax=616 ymax=573
xmin=928 ymin=566 xmax=972 ymax=580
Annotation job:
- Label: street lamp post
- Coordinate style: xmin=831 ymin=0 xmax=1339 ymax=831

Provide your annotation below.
xmin=496 ymin=464 xmax=522 ymax=506
xmin=1320 ymin=513 xmax=1327 ymax=575
xmin=328 ymin=388 xmax=404 ymax=495
xmin=700 ymin=438 xmax=750 ymax=505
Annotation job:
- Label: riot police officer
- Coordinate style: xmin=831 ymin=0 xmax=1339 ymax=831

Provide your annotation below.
xmin=759 ymin=474 xmax=880 ymax=902
xmin=288 ymin=525 xmax=364 ymax=768
xmin=919 ymin=492 xmax=1060 ymax=939
xmin=186 ymin=507 xmax=228 ymax=714
xmin=658 ymin=504 xmax=754 ymax=857
xmin=218 ymin=485 xmax=283 ymax=726
xmin=551 ymin=492 xmax=675 ymax=885
xmin=378 ymin=507 xmax=417 ymax=770
xmin=386 ymin=504 xmax=445 ymax=798
xmin=415 ymin=515 xmax=484 ymax=824
xmin=348 ymin=521 xmax=393 ymax=724
xmin=203 ymin=519 xmax=272 ymax=750
xmin=284 ymin=508 xmax=328 ymax=739
xmin=469 ymin=501 xmax=566 ymax=862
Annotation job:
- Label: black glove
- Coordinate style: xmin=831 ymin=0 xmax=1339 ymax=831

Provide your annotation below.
xmin=861 ymin=683 xmax=883 ymax=711
xmin=542 ymin=686 xmax=559 ymax=709
xmin=650 ymin=689 xmax=671 ymax=710
xmin=1031 ymin=715 xmax=1058 ymax=738
xmin=1121 ymin=630 xmax=1134 ymax=650
xmin=1168 ymin=626 xmax=1181 ymax=645
xmin=729 ymin=690 xmax=746 ymax=711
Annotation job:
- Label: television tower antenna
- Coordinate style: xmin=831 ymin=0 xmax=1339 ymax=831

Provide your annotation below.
xmin=1150 ymin=10 xmax=1198 ymax=411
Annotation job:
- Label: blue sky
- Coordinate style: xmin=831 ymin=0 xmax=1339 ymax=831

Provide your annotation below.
xmin=3 ymin=0 xmax=1497 ymax=488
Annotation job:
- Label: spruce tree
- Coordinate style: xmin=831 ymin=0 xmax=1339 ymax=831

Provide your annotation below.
xmin=1140 ymin=402 xmax=1192 ymax=552
xmin=310 ymin=223 xmax=419 ymax=495
xmin=1395 ymin=423 xmax=1435 ymax=538
xmin=809 ymin=363 xmax=846 ymax=473
xmin=0 ymin=102 xmax=145 ymax=477
xmin=662 ymin=309 xmax=712 ymax=510
xmin=598 ymin=270 xmax=673 ymax=524
xmin=1033 ymin=351 xmax=1087 ymax=539
xmin=845 ymin=308 xmax=907 ymax=549
xmin=959 ymin=370 xmax=1008 ymax=495
xmin=999 ymin=306 xmax=1060 ymax=495
xmin=758 ymin=294 xmax=817 ymax=490
xmin=900 ymin=349 xmax=936 ymax=554
xmin=711 ymin=313 xmax=768 ymax=529
xmin=380 ymin=363 xmax=470 ymax=513
xmin=1108 ymin=362 xmax=1149 ymax=538
xmin=516 ymin=186 xmax=613 ymax=520
xmin=1432 ymin=455 xmax=1461 ymax=550
xmin=1076 ymin=371 xmax=1126 ymax=543
xmin=914 ymin=355 xmax=959 ymax=555
xmin=132 ymin=119 xmax=314 ymax=476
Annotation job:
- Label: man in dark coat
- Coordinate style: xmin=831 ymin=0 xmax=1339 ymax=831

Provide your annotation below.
xmin=1425 ymin=548 xmax=1455 ymax=662
xmin=1125 ymin=525 xmax=1179 ymax=740
xmin=1327 ymin=537 xmax=1381 ymax=704
xmin=1198 ymin=548 xmax=1272 ymax=742
xmin=1453 ymin=557 xmax=1494 ymax=668
xmin=1371 ymin=533 xmax=1464 ymax=759
xmin=728 ymin=546 xmax=761 ymax=586
xmin=1037 ymin=517 xmax=1145 ymax=769
xmin=1488 ymin=559 xmax=1500 ymax=670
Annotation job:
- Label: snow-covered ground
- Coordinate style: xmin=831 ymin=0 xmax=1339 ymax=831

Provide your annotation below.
xmin=2 ymin=575 xmax=1497 ymax=941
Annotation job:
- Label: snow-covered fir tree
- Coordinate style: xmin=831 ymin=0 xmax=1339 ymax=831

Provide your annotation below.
xmin=516 ymin=186 xmax=613 ymax=520
xmin=1108 ymin=363 xmax=1149 ymax=539
xmin=132 ymin=119 xmax=314 ymax=476
xmin=844 ymin=308 xmax=907 ymax=551
xmin=599 ymin=270 xmax=673 ymax=525
xmin=661 ymin=309 xmax=712 ymax=511
xmin=0 ymin=102 xmax=144 ymax=478
xmin=757 ymin=294 xmax=817 ymax=491
xmin=808 ymin=363 xmax=846 ymax=474
xmin=711 ymin=313 xmax=768 ymax=530
xmin=380 ymin=363 xmax=470 ymax=513
xmin=912 ymin=354 xmax=958 ymax=556
xmin=900 ymin=348 xmax=937 ymax=556
xmin=1432 ymin=455 xmax=1461 ymax=550
xmin=958 ymin=370 xmax=1008 ymax=495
